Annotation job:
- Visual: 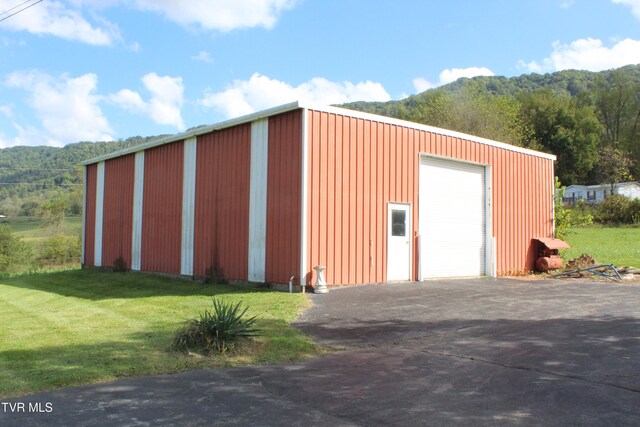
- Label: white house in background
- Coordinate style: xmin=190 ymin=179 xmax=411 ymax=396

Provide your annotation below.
xmin=564 ymin=182 xmax=640 ymax=205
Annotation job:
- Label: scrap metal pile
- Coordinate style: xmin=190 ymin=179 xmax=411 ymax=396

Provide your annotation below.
xmin=553 ymin=253 xmax=640 ymax=282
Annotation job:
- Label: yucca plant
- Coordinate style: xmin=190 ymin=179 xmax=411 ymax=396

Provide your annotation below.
xmin=173 ymin=298 xmax=258 ymax=354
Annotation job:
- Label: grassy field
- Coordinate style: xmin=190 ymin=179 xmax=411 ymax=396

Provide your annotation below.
xmin=0 ymin=269 xmax=319 ymax=398
xmin=2 ymin=218 xmax=637 ymax=269
xmin=1 ymin=217 xmax=83 ymax=268
xmin=561 ymin=225 xmax=640 ymax=267
xmin=1 ymin=216 xmax=82 ymax=244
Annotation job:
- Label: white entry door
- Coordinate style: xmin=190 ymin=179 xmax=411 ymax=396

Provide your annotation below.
xmin=387 ymin=203 xmax=411 ymax=281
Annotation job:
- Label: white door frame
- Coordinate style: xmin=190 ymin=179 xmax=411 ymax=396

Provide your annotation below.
xmin=418 ymin=154 xmax=494 ymax=279
xmin=387 ymin=202 xmax=412 ymax=281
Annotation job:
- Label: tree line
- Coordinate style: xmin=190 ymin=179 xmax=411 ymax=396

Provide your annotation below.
xmin=0 ymin=135 xmax=167 ymax=218
xmin=345 ymin=64 xmax=640 ymax=187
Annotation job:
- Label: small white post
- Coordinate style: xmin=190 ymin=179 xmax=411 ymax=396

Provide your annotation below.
xmin=313 ymin=265 xmax=328 ymax=294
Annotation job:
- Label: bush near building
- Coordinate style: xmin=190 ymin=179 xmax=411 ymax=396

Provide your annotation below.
xmin=0 ymin=224 xmax=34 ymax=274
xmin=592 ymin=195 xmax=640 ymax=224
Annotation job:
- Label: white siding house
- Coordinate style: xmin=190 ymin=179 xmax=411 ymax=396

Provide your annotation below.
xmin=564 ymin=182 xmax=640 ymax=205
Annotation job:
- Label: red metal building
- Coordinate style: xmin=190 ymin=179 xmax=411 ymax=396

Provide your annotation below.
xmin=83 ymin=102 xmax=556 ymax=286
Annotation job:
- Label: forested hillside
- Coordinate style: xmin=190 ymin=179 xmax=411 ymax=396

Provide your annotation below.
xmin=0 ymin=135 xmax=166 ymax=217
xmin=1 ymin=65 xmax=639 ymax=218
xmin=344 ymin=64 xmax=640 ymax=187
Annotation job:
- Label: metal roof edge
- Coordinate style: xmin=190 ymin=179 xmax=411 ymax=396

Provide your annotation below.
xmin=82 ymin=101 xmax=302 ymax=165
xmin=83 ymin=100 xmax=556 ymax=165
xmin=298 ymin=102 xmax=557 ymax=161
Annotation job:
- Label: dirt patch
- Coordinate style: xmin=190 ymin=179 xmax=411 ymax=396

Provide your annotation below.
xmin=565 ymin=254 xmax=596 ymax=270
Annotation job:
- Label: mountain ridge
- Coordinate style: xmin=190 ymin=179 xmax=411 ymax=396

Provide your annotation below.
xmin=1 ymin=65 xmax=639 ymax=216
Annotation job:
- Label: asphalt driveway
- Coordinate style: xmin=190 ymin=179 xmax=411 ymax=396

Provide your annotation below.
xmin=2 ymin=278 xmax=640 ymax=426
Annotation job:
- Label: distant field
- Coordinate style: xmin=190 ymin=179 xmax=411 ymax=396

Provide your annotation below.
xmin=561 ymin=225 xmax=640 ymax=267
xmin=1 ymin=217 xmax=81 ymax=243
xmin=1 ymin=217 xmax=83 ymax=268
xmin=2 ymin=218 xmax=637 ymax=268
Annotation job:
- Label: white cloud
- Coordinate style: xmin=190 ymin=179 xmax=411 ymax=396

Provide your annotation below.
xmin=0 ymin=104 xmax=13 ymax=119
xmin=1 ymin=36 xmax=26 ymax=47
xmin=131 ymin=0 xmax=298 ymax=31
xmin=613 ymin=0 xmax=640 ymax=19
xmin=0 ymin=0 xmax=120 ymax=45
xmin=199 ymin=73 xmax=391 ymax=118
xmin=191 ymin=51 xmax=213 ymax=63
xmin=0 ymin=123 xmax=64 ymax=148
xmin=110 ymin=73 xmax=185 ymax=129
xmin=517 ymin=59 xmax=543 ymax=74
xmin=412 ymin=77 xmax=435 ymax=93
xmin=0 ymin=131 xmax=16 ymax=149
xmin=110 ymin=88 xmax=146 ymax=111
xmin=438 ymin=67 xmax=495 ymax=85
xmin=412 ymin=67 xmax=495 ymax=93
xmin=561 ymin=0 xmax=575 ymax=8
xmin=5 ymin=70 xmax=114 ymax=145
xmin=0 ymin=0 xmax=297 ymax=45
xmin=518 ymin=38 xmax=640 ymax=73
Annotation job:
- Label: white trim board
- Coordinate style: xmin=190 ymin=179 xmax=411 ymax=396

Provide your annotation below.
xmin=94 ymin=161 xmax=105 ymax=267
xmin=131 ymin=151 xmax=145 ymax=271
xmin=181 ymin=137 xmax=197 ymax=276
xmin=81 ymin=166 xmax=87 ymax=264
xmin=300 ymin=108 xmax=309 ymax=285
xmin=248 ymin=119 xmax=269 ymax=282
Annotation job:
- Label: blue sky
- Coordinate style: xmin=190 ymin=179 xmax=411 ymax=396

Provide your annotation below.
xmin=1 ymin=0 xmax=639 ymax=148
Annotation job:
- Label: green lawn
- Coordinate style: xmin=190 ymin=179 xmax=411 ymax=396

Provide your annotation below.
xmin=0 ymin=269 xmax=319 ymax=398
xmin=560 ymin=225 xmax=640 ymax=267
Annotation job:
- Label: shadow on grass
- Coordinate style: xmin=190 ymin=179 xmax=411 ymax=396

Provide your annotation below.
xmin=2 ymin=316 xmax=640 ymax=425
xmin=0 ymin=318 xmax=317 ymax=399
xmin=0 ymin=269 xmax=281 ymax=300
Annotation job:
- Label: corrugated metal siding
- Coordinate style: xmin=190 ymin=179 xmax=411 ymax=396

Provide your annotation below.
xmin=265 ymin=110 xmax=302 ymax=284
xmin=429 ymin=138 xmax=555 ymax=276
xmin=84 ymin=164 xmax=97 ymax=266
xmin=101 ymin=154 xmax=135 ymax=269
xmin=306 ymin=110 xmax=554 ymax=285
xmin=193 ymin=125 xmax=251 ymax=280
xmin=141 ymin=141 xmax=184 ymax=274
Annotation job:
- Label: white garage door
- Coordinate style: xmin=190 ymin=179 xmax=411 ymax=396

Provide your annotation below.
xmin=419 ymin=157 xmax=486 ymax=278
